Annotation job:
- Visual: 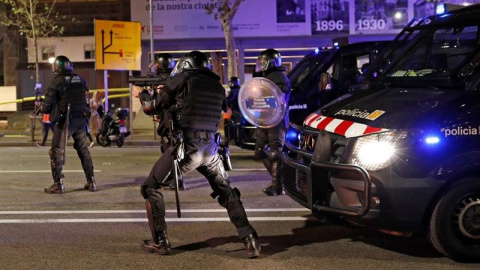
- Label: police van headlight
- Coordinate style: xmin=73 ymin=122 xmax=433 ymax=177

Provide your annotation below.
xmin=350 ymin=132 xmax=405 ymax=171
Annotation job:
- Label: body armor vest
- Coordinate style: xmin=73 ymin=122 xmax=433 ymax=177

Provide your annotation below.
xmin=177 ymin=75 xmax=225 ymax=131
xmin=57 ymin=74 xmax=88 ymax=117
xmin=265 ymin=69 xmax=290 ymax=94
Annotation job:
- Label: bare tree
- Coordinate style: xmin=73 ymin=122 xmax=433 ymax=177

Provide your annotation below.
xmin=206 ymin=0 xmax=244 ymax=80
xmin=0 ymin=0 xmax=70 ymax=94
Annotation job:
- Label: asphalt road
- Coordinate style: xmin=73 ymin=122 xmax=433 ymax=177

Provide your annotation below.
xmin=0 ymin=145 xmax=477 ymax=270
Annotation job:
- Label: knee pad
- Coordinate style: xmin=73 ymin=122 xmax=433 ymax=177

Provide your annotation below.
xmin=141 ymin=186 xmax=164 ymax=207
xmin=268 ymin=150 xmax=281 ymax=161
xmin=217 ymin=187 xmax=241 ymax=208
xmin=232 ymin=187 xmax=241 ymax=199
xmin=226 ymin=188 xmax=243 ymax=212
xmin=254 ymin=148 xmax=265 ymax=159
xmin=141 ymin=185 xmax=151 ymax=200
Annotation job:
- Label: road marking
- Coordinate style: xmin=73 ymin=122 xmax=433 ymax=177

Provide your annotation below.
xmin=0 ymin=217 xmax=312 ymax=223
xmin=0 ymin=170 xmax=102 ymax=173
xmin=4 ymin=135 xmax=28 ymax=138
xmin=0 ymin=169 xmax=263 ymax=173
xmin=231 ymin=168 xmax=266 ymax=171
xmin=0 ymin=208 xmax=310 ymax=214
xmin=21 ymin=155 xmax=123 ymax=157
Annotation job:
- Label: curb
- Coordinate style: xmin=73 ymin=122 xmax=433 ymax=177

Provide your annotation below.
xmin=0 ymin=139 xmax=159 ymax=147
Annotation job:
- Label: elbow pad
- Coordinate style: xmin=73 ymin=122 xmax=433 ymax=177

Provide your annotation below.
xmin=139 ymin=90 xmax=151 ymax=103
xmin=142 ymin=100 xmax=156 ymax=116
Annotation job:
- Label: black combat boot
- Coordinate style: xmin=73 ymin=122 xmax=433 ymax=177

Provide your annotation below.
xmin=44 ymin=179 xmax=65 ymax=194
xmin=242 ymin=232 xmax=260 ymax=259
xmin=84 ymin=177 xmax=97 ymax=192
xmin=141 ymin=230 xmax=171 ymax=255
xmin=263 ymin=161 xmax=285 ymax=196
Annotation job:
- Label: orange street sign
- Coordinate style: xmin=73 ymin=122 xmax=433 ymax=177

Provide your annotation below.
xmin=95 ymin=19 xmax=142 ymax=71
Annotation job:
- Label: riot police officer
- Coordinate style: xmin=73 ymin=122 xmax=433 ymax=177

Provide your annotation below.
xmin=139 ymin=51 xmax=260 ymax=258
xmin=42 ymin=55 xmax=96 ymax=194
xmin=254 ymin=49 xmax=291 ymax=196
xmin=224 ymin=76 xmax=241 ymax=145
xmin=149 ymin=53 xmax=186 ymax=190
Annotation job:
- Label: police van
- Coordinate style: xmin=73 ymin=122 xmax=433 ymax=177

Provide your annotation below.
xmin=233 ymin=41 xmax=389 ymax=149
xmin=283 ymin=4 xmax=480 ymax=262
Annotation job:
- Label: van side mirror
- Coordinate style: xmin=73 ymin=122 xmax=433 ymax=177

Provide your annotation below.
xmin=319 ymin=73 xmax=332 ymax=91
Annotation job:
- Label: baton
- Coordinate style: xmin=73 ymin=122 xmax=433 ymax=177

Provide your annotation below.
xmin=173 ymin=157 xmax=181 ymax=218
xmin=60 ymin=104 xmax=71 ymax=166
xmin=169 ymin=117 xmax=181 ymax=218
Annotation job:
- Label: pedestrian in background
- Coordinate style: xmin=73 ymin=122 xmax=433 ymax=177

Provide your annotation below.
xmin=89 ymin=92 xmax=101 ymax=136
xmin=37 ymin=113 xmax=55 ymax=147
xmin=85 ymin=96 xmax=95 ymax=148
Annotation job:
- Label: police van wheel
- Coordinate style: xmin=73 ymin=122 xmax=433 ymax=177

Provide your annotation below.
xmin=428 ymin=178 xmax=480 ymax=262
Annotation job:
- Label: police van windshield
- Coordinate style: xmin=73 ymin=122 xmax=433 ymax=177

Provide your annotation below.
xmin=385 ymin=25 xmax=478 ymax=78
xmin=289 ymin=49 xmax=335 ymax=89
xmin=371 ymin=17 xmax=479 ymax=86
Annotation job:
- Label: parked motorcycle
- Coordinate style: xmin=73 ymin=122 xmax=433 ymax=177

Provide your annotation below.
xmin=96 ymin=106 xmax=131 ymax=147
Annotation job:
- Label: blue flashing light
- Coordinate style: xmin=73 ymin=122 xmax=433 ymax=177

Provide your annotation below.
xmin=436 ymin=3 xmax=445 ymax=14
xmin=286 ymin=129 xmax=298 ymax=141
xmin=314 ymin=48 xmax=320 ymax=54
xmin=333 ymin=42 xmax=339 ymax=48
xmin=425 ymin=136 xmax=440 ymax=145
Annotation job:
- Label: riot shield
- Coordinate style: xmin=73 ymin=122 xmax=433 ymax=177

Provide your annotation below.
xmin=237 ymin=77 xmax=286 ymax=128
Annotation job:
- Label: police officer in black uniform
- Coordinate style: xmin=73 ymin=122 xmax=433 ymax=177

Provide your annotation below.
xmin=224 ymin=76 xmax=241 ymax=145
xmin=149 ymin=53 xmax=186 ymax=190
xmin=139 ymin=51 xmax=260 ymax=258
xmin=254 ymin=49 xmax=291 ymax=196
xmin=42 ymin=55 xmax=96 ymax=194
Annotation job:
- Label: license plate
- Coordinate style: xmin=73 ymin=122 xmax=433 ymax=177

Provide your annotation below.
xmin=120 ymin=126 xmax=127 ymax=133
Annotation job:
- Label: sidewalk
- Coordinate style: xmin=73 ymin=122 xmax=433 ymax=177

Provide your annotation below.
xmin=0 ymin=129 xmax=159 ymax=147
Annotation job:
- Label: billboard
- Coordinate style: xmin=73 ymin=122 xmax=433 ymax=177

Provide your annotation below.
xmin=131 ymin=0 xmax=476 ymax=39
xmin=131 ymin=0 xmax=311 ymax=39
xmin=352 ymin=0 xmax=409 ymax=34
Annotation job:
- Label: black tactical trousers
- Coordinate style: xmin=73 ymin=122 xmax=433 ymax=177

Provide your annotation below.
xmin=254 ymin=120 xmax=286 ymax=159
xmin=50 ymin=116 xmax=94 ymax=181
xmin=141 ymin=132 xmax=256 ymax=239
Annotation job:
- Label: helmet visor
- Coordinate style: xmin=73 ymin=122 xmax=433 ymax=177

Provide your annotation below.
xmin=148 ymin=61 xmax=158 ymax=75
xmin=255 ymin=57 xmax=269 ymax=72
xmin=170 ymin=59 xmax=184 ymax=76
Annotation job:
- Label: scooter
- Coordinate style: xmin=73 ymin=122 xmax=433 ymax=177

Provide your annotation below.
xmin=96 ymin=107 xmax=131 ymax=147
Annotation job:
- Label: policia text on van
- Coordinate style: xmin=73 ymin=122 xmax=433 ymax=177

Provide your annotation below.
xmin=283 ymin=5 xmax=480 ymax=262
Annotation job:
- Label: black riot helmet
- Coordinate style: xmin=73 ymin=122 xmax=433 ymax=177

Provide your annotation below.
xmin=53 ymin=55 xmax=73 ymax=74
xmin=182 ymin=50 xmax=211 ymax=70
xmin=228 ymin=77 xmax=240 ymax=89
xmin=256 ymin=49 xmax=282 ymax=72
xmin=149 ymin=53 xmax=175 ymax=75
xmin=171 ymin=50 xmax=211 ymax=76
xmin=155 ymin=53 xmax=175 ymax=71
